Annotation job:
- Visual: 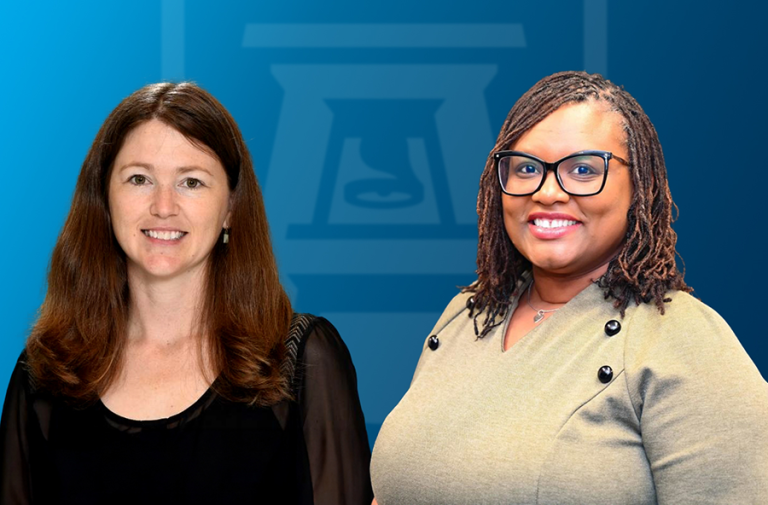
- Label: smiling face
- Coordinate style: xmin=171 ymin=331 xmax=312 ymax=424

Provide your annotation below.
xmin=108 ymin=119 xmax=232 ymax=284
xmin=502 ymin=101 xmax=633 ymax=278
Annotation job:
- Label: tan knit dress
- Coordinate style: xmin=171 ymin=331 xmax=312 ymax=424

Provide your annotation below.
xmin=371 ymin=279 xmax=768 ymax=504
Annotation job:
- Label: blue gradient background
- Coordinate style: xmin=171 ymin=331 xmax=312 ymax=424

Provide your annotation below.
xmin=1 ymin=1 xmax=766 ymax=445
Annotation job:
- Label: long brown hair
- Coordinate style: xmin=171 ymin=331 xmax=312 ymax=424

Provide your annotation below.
xmin=26 ymin=82 xmax=293 ymax=406
xmin=468 ymin=71 xmax=691 ymax=337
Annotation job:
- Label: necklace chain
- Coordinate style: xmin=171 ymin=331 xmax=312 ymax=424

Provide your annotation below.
xmin=527 ymin=281 xmax=563 ymax=323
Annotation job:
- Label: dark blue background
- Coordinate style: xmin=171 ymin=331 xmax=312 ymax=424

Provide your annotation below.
xmin=1 ymin=1 xmax=766 ymax=444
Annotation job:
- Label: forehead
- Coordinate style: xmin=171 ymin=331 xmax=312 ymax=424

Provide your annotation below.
xmin=512 ymin=101 xmax=627 ymax=161
xmin=116 ymin=120 xmax=220 ymax=167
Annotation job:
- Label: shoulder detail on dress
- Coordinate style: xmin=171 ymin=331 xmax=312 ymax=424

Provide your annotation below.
xmin=292 ymin=317 xmax=352 ymax=377
xmin=290 ymin=316 xmax=361 ymax=408
xmin=282 ymin=313 xmax=318 ymax=384
xmin=426 ymin=291 xmax=475 ymax=339
xmin=282 ymin=313 xmax=331 ymax=395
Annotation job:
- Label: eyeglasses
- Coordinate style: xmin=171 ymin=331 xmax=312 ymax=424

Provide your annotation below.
xmin=494 ymin=150 xmax=629 ymax=197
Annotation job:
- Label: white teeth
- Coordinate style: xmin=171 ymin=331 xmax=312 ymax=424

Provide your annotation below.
xmin=533 ymin=219 xmax=578 ymax=228
xmin=144 ymin=230 xmax=184 ymax=241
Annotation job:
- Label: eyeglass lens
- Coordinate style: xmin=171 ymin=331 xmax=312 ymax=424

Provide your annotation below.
xmin=498 ymin=154 xmax=606 ymax=195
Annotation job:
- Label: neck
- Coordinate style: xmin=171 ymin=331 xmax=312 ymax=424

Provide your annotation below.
xmin=531 ymin=262 xmax=610 ymax=305
xmin=126 ymin=267 xmax=208 ymax=347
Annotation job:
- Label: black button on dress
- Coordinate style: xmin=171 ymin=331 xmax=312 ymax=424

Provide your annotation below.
xmin=598 ymin=366 xmax=614 ymax=384
xmin=604 ymin=320 xmax=621 ymax=336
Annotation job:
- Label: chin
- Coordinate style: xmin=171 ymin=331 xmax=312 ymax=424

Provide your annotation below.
xmin=522 ymin=247 xmax=577 ymax=270
xmin=528 ymin=255 xmax=584 ymax=276
xmin=128 ymin=257 xmax=185 ymax=279
xmin=532 ymin=263 xmax=578 ymax=276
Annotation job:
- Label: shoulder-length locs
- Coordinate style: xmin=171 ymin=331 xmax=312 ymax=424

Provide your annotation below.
xmin=26 ymin=82 xmax=293 ymax=406
xmin=468 ymin=71 xmax=691 ymax=337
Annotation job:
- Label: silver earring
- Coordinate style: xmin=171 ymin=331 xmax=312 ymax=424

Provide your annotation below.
xmin=223 ymin=228 xmax=230 ymax=244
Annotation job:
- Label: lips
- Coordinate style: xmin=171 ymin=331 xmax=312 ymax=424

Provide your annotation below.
xmin=527 ymin=213 xmax=581 ymax=239
xmin=531 ymin=218 xmax=578 ymax=228
xmin=142 ymin=229 xmax=187 ymax=241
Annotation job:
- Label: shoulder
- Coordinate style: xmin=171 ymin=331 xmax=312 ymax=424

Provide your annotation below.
xmin=640 ymin=289 xmax=728 ymax=324
xmin=404 ymin=291 xmax=477 ymax=381
xmin=5 ymin=350 xmax=35 ymax=398
xmin=617 ymin=292 xmax=768 ymax=498
xmin=294 ymin=316 xmax=355 ymax=376
xmin=426 ymin=290 xmax=475 ymax=338
xmin=2 ymin=350 xmax=53 ymax=431
xmin=623 ymin=289 xmax=765 ymax=401
xmin=291 ymin=316 xmax=364 ymax=412
xmin=625 ymin=290 xmax=738 ymax=349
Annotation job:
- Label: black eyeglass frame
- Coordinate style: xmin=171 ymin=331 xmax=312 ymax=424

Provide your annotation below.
xmin=494 ymin=150 xmax=630 ymax=197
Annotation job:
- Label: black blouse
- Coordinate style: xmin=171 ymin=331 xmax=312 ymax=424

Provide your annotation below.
xmin=0 ymin=318 xmax=372 ymax=505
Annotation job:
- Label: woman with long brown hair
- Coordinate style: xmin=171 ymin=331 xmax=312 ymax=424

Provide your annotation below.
xmin=370 ymin=71 xmax=768 ymax=504
xmin=0 ymin=82 xmax=372 ymax=504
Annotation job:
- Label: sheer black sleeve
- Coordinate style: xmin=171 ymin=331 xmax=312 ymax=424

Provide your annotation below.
xmin=1 ymin=353 xmax=33 ymax=505
xmin=297 ymin=318 xmax=373 ymax=505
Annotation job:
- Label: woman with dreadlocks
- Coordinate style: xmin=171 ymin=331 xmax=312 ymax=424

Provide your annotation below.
xmin=370 ymin=71 xmax=768 ymax=504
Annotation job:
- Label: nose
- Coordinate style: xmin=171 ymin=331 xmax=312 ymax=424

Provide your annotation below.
xmin=531 ymin=171 xmax=570 ymax=206
xmin=150 ymin=185 xmax=179 ymax=218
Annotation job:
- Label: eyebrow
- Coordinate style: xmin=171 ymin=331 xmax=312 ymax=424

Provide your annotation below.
xmin=116 ymin=162 xmax=214 ymax=176
xmin=117 ymin=162 xmax=152 ymax=172
xmin=177 ymin=165 xmax=214 ymax=176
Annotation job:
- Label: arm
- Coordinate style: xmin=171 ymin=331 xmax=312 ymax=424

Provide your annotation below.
xmin=298 ymin=318 xmax=374 ymax=505
xmin=1 ymin=354 xmax=33 ymax=505
xmin=625 ymin=298 xmax=768 ymax=504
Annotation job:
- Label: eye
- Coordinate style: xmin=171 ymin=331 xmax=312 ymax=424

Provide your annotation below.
xmin=514 ymin=163 xmax=541 ymax=177
xmin=129 ymin=175 xmax=148 ymax=185
xmin=571 ymin=164 xmax=597 ymax=176
xmin=561 ymin=158 xmax=604 ymax=180
xmin=183 ymin=178 xmax=204 ymax=189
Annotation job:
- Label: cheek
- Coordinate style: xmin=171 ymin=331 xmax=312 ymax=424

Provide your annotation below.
xmin=501 ymin=197 xmax=526 ymax=243
xmin=611 ymin=191 xmax=633 ymax=235
xmin=583 ymin=198 xmax=631 ymax=245
xmin=109 ymin=196 xmax=131 ymax=227
xmin=604 ymin=173 xmax=633 ymax=225
xmin=108 ymin=195 xmax=142 ymax=245
xmin=107 ymin=199 xmax=122 ymax=231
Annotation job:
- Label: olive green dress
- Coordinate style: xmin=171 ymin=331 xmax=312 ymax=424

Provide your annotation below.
xmin=371 ymin=277 xmax=768 ymax=504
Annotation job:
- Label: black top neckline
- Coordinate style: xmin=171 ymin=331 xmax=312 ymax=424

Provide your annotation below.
xmin=97 ymin=385 xmax=217 ymax=430
xmin=1 ymin=317 xmax=374 ymax=504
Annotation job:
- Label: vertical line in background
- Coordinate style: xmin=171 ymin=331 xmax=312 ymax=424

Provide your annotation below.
xmin=584 ymin=0 xmax=608 ymax=76
xmin=161 ymin=0 xmax=185 ymax=80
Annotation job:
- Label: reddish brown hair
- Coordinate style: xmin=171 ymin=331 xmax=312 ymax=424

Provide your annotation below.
xmin=468 ymin=71 xmax=691 ymax=337
xmin=26 ymin=82 xmax=293 ymax=406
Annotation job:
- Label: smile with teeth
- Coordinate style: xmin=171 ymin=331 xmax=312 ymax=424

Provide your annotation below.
xmin=531 ymin=218 xmax=579 ymax=229
xmin=143 ymin=230 xmax=187 ymax=241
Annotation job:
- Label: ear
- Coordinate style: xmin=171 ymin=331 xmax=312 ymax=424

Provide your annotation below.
xmin=223 ymin=194 xmax=234 ymax=229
